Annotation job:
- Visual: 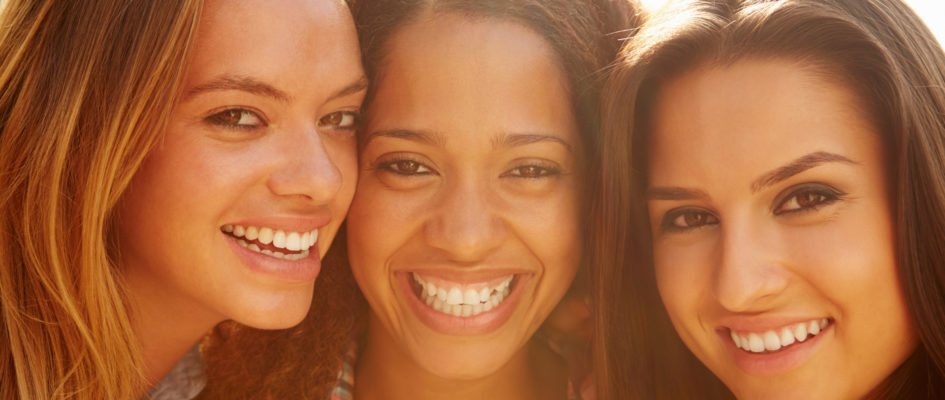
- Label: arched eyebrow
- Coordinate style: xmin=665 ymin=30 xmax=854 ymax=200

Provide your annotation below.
xmin=184 ymin=75 xmax=291 ymax=102
xmin=183 ymin=75 xmax=367 ymax=103
xmin=493 ymin=133 xmax=574 ymax=154
xmin=362 ymin=129 xmax=447 ymax=147
xmin=645 ymin=186 xmax=709 ymax=201
xmin=750 ymin=151 xmax=857 ymax=193
xmin=645 ymin=151 xmax=857 ymax=201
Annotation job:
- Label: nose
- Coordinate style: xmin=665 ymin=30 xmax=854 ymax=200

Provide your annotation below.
xmin=424 ymin=176 xmax=507 ymax=263
xmin=266 ymin=127 xmax=346 ymax=205
xmin=714 ymin=216 xmax=789 ymax=312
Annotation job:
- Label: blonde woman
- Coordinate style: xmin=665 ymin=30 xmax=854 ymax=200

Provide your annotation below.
xmin=0 ymin=0 xmax=365 ymax=398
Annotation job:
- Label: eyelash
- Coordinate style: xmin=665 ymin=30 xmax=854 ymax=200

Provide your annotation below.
xmin=659 ymin=184 xmax=844 ymax=233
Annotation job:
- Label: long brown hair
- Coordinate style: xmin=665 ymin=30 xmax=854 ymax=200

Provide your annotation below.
xmin=600 ymin=0 xmax=945 ymax=398
xmin=0 ymin=0 xmax=201 ymax=398
xmin=200 ymin=0 xmax=638 ymax=398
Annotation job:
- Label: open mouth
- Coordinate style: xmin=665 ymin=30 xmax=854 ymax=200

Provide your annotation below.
xmin=408 ymin=272 xmax=517 ymax=318
xmin=222 ymin=224 xmax=317 ymax=261
xmin=729 ymin=318 xmax=832 ymax=354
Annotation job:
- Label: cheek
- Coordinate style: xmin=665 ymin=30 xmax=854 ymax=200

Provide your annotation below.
xmin=652 ymin=242 xmax=707 ymax=329
xmin=346 ymin=185 xmax=405 ymax=295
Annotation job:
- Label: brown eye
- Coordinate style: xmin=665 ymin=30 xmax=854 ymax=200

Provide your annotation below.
xmin=775 ymin=185 xmax=842 ymax=215
xmin=378 ymin=158 xmax=433 ymax=176
xmin=318 ymin=111 xmax=358 ymax=129
xmin=206 ymin=108 xmax=264 ymax=128
xmin=683 ymin=212 xmax=707 ymax=227
xmin=796 ymin=191 xmax=825 ymax=208
xmin=502 ymin=162 xmax=561 ymax=179
xmin=662 ymin=208 xmax=719 ymax=232
xmin=395 ymin=160 xmax=420 ymax=173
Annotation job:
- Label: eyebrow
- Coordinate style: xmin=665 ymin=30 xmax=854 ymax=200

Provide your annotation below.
xmin=750 ymin=151 xmax=857 ymax=193
xmin=328 ymin=76 xmax=369 ymax=102
xmin=362 ymin=129 xmax=446 ymax=147
xmin=183 ymin=75 xmax=368 ymax=103
xmin=646 ymin=151 xmax=856 ymax=201
xmin=493 ymin=133 xmax=574 ymax=154
xmin=645 ymin=186 xmax=710 ymax=201
xmin=184 ymin=75 xmax=291 ymax=102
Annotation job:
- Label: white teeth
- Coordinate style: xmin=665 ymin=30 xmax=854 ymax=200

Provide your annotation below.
xmin=412 ymin=272 xmax=516 ymax=317
xmin=273 ymin=230 xmax=286 ymax=248
xmin=464 ymin=289 xmax=479 ymax=304
xmin=223 ymin=224 xmax=318 ymax=252
xmin=731 ymin=318 xmax=831 ymax=353
xmin=779 ymin=327 xmax=795 ymax=347
xmin=748 ymin=334 xmax=765 ymax=352
xmin=794 ymin=323 xmax=808 ymax=342
xmin=258 ymin=228 xmax=273 ymax=245
xmin=763 ymin=331 xmax=781 ymax=351
xmin=286 ymin=232 xmax=301 ymax=251
xmin=446 ymin=288 xmax=463 ymax=305
xmin=225 ymin=224 xmax=318 ymax=259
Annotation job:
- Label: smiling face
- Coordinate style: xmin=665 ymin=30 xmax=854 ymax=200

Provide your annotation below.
xmin=346 ymin=14 xmax=582 ymax=379
xmin=117 ymin=0 xmax=365 ymax=331
xmin=645 ymin=59 xmax=917 ymax=398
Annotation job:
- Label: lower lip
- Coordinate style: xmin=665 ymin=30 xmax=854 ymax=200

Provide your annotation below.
xmin=723 ymin=325 xmax=831 ymax=376
xmin=398 ymin=272 xmax=529 ymax=336
xmin=225 ymin=235 xmax=322 ymax=282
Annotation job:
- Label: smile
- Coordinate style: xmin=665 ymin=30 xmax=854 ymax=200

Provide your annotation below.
xmin=222 ymin=224 xmax=318 ymax=261
xmin=410 ymin=272 xmax=515 ymax=317
xmin=729 ymin=318 xmax=831 ymax=353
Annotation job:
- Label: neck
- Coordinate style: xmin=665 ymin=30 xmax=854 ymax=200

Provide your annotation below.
xmin=354 ymin=314 xmax=567 ymax=400
xmin=125 ymin=272 xmax=222 ymax=392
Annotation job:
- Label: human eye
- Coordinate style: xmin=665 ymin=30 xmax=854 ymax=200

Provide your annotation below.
xmin=318 ymin=110 xmax=360 ymax=132
xmin=660 ymin=207 xmax=719 ymax=233
xmin=204 ymin=108 xmax=266 ymax=129
xmin=501 ymin=161 xmax=562 ymax=179
xmin=375 ymin=154 xmax=437 ymax=176
xmin=773 ymin=184 xmax=844 ymax=215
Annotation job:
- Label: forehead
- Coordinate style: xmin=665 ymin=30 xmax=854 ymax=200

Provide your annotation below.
xmin=186 ymin=0 xmax=361 ymax=94
xmin=646 ymin=59 xmax=881 ymax=186
xmin=367 ymin=13 xmax=578 ymax=143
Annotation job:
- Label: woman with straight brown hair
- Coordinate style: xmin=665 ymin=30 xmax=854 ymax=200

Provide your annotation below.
xmin=600 ymin=0 xmax=945 ymax=398
xmin=0 ymin=0 xmax=365 ymax=398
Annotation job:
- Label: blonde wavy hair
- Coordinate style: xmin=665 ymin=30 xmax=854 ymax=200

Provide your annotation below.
xmin=0 ymin=1 xmax=201 ymax=398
